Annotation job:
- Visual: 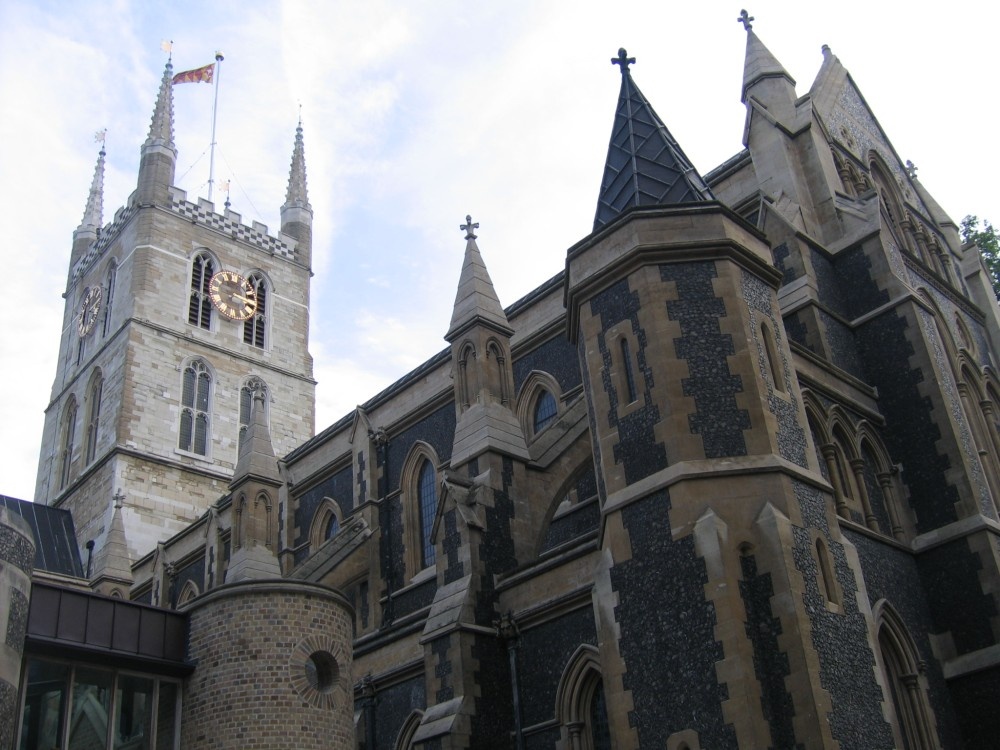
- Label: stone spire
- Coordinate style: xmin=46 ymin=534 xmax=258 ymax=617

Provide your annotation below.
xmin=283 ymin=117 xmax=310 ymax=210
xmin=137 ymin=60 xmax=177 ymax=204
xmin=446 ymin=216 xmax=513 ymax=341
xmin=740 ymin=12 xmax=796 ymax=106
xmin=145 ymin=60 xmax=175 ymax=149
xmin=78 ymin=145 xmax=105 ymax=232
xmin=91 ymin=490 xmax=134 ymax=596
xmin=593 ymin=49 xmax=714 ymax=231
xmin=232 ymin=386 xmax=280 ymax=485
xmin=280 ymin=117 xmax=313 ymax=267
xmin=71 ymin=145 xmax=106 ymax=271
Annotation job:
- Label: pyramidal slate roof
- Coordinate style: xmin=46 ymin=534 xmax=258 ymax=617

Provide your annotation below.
xmin=593 ymin=49 xmax=714 ymax=231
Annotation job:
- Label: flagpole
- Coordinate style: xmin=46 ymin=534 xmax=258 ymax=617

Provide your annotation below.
xmin=207 ymin=51 xmax=224 ymax=202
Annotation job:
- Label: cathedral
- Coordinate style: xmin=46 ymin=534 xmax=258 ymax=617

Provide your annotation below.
xmin=4 ymin=16 xmax=1000 ymax=750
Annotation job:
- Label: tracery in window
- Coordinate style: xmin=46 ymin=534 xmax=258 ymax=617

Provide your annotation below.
xmin=85 ymin=370 xmax=103 ymax=464
xmin=188 ymin=252 xmax=214 ymax=329
xmin=179 ymin=360 xmax=212 ymax=455
xmin=243 ymin=272 xmax=267 ymax=348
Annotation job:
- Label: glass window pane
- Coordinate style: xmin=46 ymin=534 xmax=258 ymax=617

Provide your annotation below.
xmin=154 ymin=682 xmax=179 ymax=750
xmin=19 ymin=659 xmax=70 ymax=750
xmin=182 ymin=368 xmax=194 ymax=407
xmin=196 ymin=373 xmax=210 ymax=411
xmin=533 ymin=391 xmax=558 ymax=433
xmin=179 ymin=411 xmax=192 ymax=452
xmin=194 ymin=414 xmax=208 ymax=456
xmin=69 ymin=666 xmax=113 ymax=749
xmin=418 ymin=460 xmax=436 ymax=567
xmin=114 ymin=674 xmax=153 ymax=750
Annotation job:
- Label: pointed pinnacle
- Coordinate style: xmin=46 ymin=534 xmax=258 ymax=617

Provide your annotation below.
xmin=79 ymin=146 xmax=106 ymax=230
xmin=145 ymin=60 xmax=175 ymax=148
xmin=284 ymin=119 xmax=310 ymax=209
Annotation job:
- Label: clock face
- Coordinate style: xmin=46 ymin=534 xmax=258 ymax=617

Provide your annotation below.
xmin=77 ymin=285 xmax=103 ymax=337
xmin=209 ymin=270 xmax=258 ymax=321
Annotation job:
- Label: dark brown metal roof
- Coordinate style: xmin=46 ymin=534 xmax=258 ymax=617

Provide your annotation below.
xmin=25 ymin=581 xmax=191 ymax=676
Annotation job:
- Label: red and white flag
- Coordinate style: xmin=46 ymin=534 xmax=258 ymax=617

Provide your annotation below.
xmin=172 ymin=63 xmax=215 ymax=85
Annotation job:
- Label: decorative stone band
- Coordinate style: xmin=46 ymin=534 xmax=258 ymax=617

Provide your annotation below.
xmin=178 ymin=578 xmax=354 ymax=615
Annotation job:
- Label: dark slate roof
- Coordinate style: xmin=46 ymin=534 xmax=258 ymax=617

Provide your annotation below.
xmin=594 ymin=56 xmax=714 ymax=231
xmin=1 ymin=495 xmax=84 ymax=577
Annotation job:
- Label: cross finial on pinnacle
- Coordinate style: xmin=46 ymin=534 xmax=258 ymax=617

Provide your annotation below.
xmin=113 ymin=488 xmax=126 ymax=509
xmin=612 ymin=48 xmax=635 ymax=72
xmin=905 ymin=160 xmax=918 ymax=179
xmin=738 ymin=9 xmax=754 ymax=31
xmin=461 ymin=214 xmax=479 ymax=240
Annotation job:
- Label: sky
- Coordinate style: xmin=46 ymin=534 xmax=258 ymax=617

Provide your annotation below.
xmin=0 ymin=0 xmax=996 ymax=502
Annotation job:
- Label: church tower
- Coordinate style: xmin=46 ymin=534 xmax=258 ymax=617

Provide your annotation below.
xmin=34 ymin=59 xmax=316 ymax=564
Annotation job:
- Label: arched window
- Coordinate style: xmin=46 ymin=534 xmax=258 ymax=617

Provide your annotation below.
xmin=876 ymin=603 xmax=937 ymax=749
xmin=59 ymin=397 xmax=78 ymax=490
xmin=179 ymin=360 xmax=212 ymax=455
xmin=85 ymin=371 xmax=103 ymax=464
xmin=556 ymin=645 xmax=612 ymax=750
xmin=533 ymin=390 xmax=558 ymax=433
xmin=620 ymin=338 xmax=638 ymax=404
xmin=188 ymin=252 xmax=214 ymax=329
xmin=243 ymin=272 xmax=267 ymax=348
xmin=178 ymin=580 xmax=200 ymax=604
xmin=102 ymin=260 xmax=117 ymax=337
xmin=309 ymin=498 xmax=343 ymax=550
xmin=238 ymin=377 xmax=268 ymax=447
xmin=418 ymin=459 xmax=436 ymax=568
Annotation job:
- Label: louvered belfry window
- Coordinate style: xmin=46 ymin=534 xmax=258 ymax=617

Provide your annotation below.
xmin=188 ymin=253 xmax=214 ymax=329
xmin=243 ymin=273 xmax=267 ymax=348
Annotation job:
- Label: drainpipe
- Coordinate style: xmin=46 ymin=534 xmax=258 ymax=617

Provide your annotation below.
xmin=372 ymin=428 xmax=394 ymax=627
xmin=360 ymin=674 xmax=377 ymax=749
xmin=497 ymin=611 xmax=524 ymax=750
xmin=85 ymin=539 xmax=95 ymax=578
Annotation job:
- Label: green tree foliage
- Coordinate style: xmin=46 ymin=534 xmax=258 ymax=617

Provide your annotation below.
xmin=962 ymin=215 xmax=1000 ymax=298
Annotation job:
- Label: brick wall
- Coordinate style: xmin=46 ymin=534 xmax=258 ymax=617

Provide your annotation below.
xmin=182 ymin=580 xmax=354 ymax=749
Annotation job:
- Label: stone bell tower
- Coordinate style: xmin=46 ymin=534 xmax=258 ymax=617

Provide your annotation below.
xmin=35 ymin=57 xmax=316 ymax=568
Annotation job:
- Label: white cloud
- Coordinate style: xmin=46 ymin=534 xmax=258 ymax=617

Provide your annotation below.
xmin=1 ymin=0 xmax=996 ymax=503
